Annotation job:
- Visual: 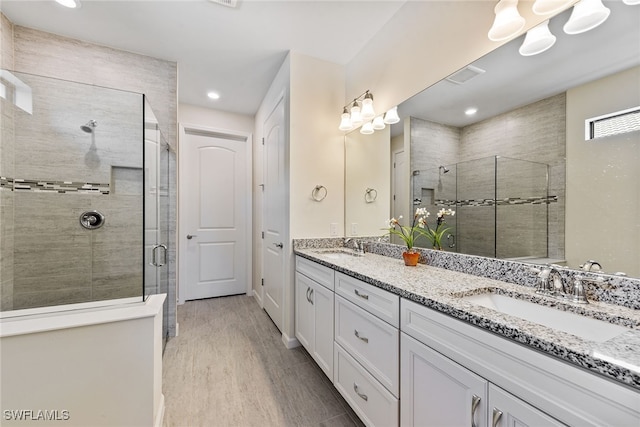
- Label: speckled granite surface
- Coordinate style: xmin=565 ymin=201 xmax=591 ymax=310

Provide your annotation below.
xmin=294 ymin=239 xmax=640 ymax=390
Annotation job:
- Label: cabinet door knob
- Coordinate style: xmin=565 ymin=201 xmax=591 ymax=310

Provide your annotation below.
xmin=471 ymin=394 xmax=481 ymax=427
xmin=492 ymin=408 xmax=503 ymax=427
xmin=353 ymin=383 xmax=368 ymax=401
xmin=354 ymin=329 xmax=369 ymax=343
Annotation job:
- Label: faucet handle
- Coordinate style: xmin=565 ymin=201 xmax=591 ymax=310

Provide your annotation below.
xmin=570 ymin=275 xmax=589 ymax=304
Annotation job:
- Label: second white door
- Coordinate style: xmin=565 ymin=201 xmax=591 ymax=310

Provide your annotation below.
xmin=181 ymin=127 xmax=248 ymax=300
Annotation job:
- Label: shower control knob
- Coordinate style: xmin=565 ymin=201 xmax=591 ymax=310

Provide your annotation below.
xmin=187 ymin=234 xmax=197 ymax=240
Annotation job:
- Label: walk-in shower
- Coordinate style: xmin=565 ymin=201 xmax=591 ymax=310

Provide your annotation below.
xmin=0 ymin=70 xmax=171 ymax=340
xmin=412 ymin=156 xmax=553 ymax=259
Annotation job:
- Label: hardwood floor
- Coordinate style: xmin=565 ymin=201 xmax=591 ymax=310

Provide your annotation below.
xmin=162 ymin=295 xmax=365 ymax=427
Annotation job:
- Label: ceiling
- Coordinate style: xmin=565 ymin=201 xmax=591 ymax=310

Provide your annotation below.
xmin=1 ymin=0 xmax=407 ymax=116
xmin=394 ymin=0 xmax=640 ymax=132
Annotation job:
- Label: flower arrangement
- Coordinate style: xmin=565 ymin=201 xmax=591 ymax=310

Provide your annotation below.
xmin=384 ymin=207 xmax=455 ymax=252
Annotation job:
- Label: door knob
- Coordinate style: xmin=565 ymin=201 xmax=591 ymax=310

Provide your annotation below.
xmin=187 ymin=234 xmax=197 ymax=240
xmin=274 ymin=242 xmax=284 ymax=248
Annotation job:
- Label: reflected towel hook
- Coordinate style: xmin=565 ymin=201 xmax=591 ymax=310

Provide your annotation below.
xmin=311 ymin=185 xmax=327 ymax=202
xmin=364 ymin=187 xmax=378 ymax=203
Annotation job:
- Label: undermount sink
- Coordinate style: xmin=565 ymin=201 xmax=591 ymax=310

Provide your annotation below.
xmin=312 ymin=248 xmax=364 ymax=260
xmin=462 ymin=292 xmax=628 ymax=343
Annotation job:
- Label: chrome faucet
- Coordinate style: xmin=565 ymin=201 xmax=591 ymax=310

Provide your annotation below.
xmin=580 ymin=260 xmax=602 ymax=272
xmin=344 ymin=238 xmax=365 ymax=255
xmin=530 ymin=265 xmax=605 ymax=304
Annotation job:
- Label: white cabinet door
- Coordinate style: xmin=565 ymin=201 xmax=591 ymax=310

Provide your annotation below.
xmin=295 ymin=272 xmax=314 ymax=352
xmin=311 ymin=281 xmax=334 ymax=381
xmin=488 ymin=384 xmax=565 ymax=427
xmin=401 ymin=333 xmax=488 ymax=427
xmin=295 ymin=270 xmax=334 ymax=381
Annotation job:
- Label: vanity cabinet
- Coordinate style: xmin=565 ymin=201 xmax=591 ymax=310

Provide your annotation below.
xmin=401 ymin=332 xmax=563 ymax=427
xmin=401 ymin=298 xmax=640 ymax=426
xmin=333 ymin=272 xmax=400 ymax=426
xmin=295 ymin=257 xmax=335 ymax=380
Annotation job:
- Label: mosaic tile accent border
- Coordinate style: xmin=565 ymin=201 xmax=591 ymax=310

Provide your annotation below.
xmin=0 ymin=177 xmax=110 ymax=194
xmin=434 ymin=195 xmax=558 ymax=207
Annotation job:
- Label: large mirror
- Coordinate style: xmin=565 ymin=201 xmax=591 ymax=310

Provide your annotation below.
xmin=345 ymin=1 xmax=640 ymax=278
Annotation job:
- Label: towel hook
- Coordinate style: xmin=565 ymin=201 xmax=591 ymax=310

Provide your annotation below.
xmin=312 ymin=185 xmax=327 ymax=202
xmin=364 ymin=187 xmax=377 ymax=203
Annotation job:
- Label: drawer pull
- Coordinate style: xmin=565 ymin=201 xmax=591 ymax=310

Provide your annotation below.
xmin=353 ymin=383 xmax=368 ymax=401
xmin=354 ymin=329 xmax=369 ymax=343
xmin=354 ymin=289 xmax=369 ymax=300
xmin=492 ymin=408 xmax=503 ymax=427
xmin=471 ymin=394 xmax=481 ymax=427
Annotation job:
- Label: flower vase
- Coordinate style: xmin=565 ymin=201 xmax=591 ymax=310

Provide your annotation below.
xmin=402 ymin=251 xmax=420 ymax=266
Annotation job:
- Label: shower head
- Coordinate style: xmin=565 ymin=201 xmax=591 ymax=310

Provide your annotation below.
xmin=81 ymin=120 xmax=97 ymax=133
xmin=439 ymin=165 xmax=450 ymax=174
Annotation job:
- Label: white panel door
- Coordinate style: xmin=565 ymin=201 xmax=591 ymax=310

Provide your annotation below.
xmin=488 ymin=384 xmax=564 ymax=427
xmin=262 ymin=98 xmax=286 ymax=331
xmin=182 ymin=129 xmax=247 ymax=300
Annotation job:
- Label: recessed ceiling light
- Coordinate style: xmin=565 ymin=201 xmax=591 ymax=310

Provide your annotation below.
xmin=207 ymin=91 xmax=220 ymax=100
xmin=465 ymin=107 xmax=478 ymax=116
xmin=55 ymin=0 xmax=81 ymax=9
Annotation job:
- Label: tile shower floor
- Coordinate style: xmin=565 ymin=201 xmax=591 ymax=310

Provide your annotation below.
xmin=162 ymin=295 xmax=365 ymax=427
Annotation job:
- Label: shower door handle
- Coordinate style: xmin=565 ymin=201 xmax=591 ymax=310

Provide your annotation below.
xmin=151 ymin=244 xmax=168 ymax=267
xmin=447 ymin=233 xmax=456 ymax=248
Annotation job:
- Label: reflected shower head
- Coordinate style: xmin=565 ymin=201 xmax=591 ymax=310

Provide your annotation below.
xmin=439 ymin=165 xmax=450 ymax=174
xmin=81 ymin=120 xmax=97 ymax=133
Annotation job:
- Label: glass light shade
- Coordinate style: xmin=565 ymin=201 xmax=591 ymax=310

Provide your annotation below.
xmin=383 ymin=106 xmax=400 ymax=124
xmin=519 ymin=20 xmax=557 ymax=56
xmin=350 ymin=101 xmax=363 ymax=127
xmin=339 ymin=108 xmax=352 ymax=131
xmin=361 ymin=93 xmax=376 ymax=121
xmin=55 ymin=0 xmax=80 ymax=7
xmin=622 ymin=0 xmax=640 ymax=5
xmin=532 ymin=0 xmax=574 ymax=15
xmin=372 ymin=116 xmax=386 ymax=130
xmin=563 ymin=0 xmax=610 ymax=35
xmin=488 ymin=0 xmax=526 ymax=41
xmin=360 ymin=121 xmax=374 ymax=135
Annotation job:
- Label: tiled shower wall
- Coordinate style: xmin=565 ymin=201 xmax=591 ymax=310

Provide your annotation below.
xmin=1 ymin=17 xmax=178 ymax=336
xmin=410 ymin=93 xmax=566 ymax=260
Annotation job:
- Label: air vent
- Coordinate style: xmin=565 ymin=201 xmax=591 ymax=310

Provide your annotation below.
xmin=208 ymin=0 xmax=238 ymax=7
xmin=585 ymin=106 xmax=640 ymax=140
xmin=446 ymin=65 xmax=486 ymax=85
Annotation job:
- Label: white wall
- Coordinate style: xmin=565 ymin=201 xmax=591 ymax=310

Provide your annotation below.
xmin=178 ymin=103 xmax=254 ymax=134
xmin=565 ymin=66 xmax=640 ymax=276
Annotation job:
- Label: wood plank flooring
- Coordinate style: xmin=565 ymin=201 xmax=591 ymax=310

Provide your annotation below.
xmin=162 ymin=295 xmax=365 ymax=427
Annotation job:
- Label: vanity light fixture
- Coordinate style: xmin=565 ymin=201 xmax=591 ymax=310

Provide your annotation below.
xmin=372 ymin=116 xmax=386 ymax=130
xmin=563 ymin=0 xmax=610 ymax=35
xmin=622 ymin=0 xmax=640 ymax=5
xmin=532 ymin=0 xmax=574 ymax=15
xmin=383 ymin=106 xmax=400 ymax=124
xmin=55 ymin=0 xmax=80 ymax=8
xmin=488 ymin=0 xmax=526 ymax=41
xmin=519 ymin=20 xmax=557 ymax=56
xmin=360 ymin=121 xmax=375 ymax=135
xmin=338 ymin=90 xmax=376 ymax=131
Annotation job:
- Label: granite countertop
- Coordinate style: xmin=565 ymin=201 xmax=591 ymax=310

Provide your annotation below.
xmin=294 ymin=247 xmax=640 ymax=391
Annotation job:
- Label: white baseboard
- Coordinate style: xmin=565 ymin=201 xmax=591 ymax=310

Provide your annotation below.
xmin=155 ymin=393 xmax=165 ymax=427
xmin=282 ymin=332 xmax=300 ymax=349
xmin=252 ymin=288 xmax=263 ymax=308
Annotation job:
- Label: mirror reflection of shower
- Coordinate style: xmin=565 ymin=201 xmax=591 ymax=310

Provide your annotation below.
xmin=438 ymin=165 xmax=450 ymax=191
xmin=82 ymin=119 xmax=100 ymax=168
xmin=439 ymin=165 xmax=450 ymax=174
xmin=81 ymin=119 xmax=97 ymax=133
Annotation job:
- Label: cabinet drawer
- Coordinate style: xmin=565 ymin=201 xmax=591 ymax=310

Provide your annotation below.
xmin=334 ymin=343 xmax=399 ymax=427
xmin=296 ymin=256 xmax=334 ymax=290
xmin=335 ymin=271 xmax=399 ymax=327
xmin=335 ymin=295 xmax=399 ymax=397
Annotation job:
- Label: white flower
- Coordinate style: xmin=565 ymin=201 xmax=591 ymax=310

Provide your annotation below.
xmin=386 ymin=218 xmax=396 ymax=228
xmin=418 ymin=217 xmax=426 ymax=228
xmin=437 ymin=208 xmax=446 ymax=218
xmin=415 ymin=207 xmax=427 ymax=216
